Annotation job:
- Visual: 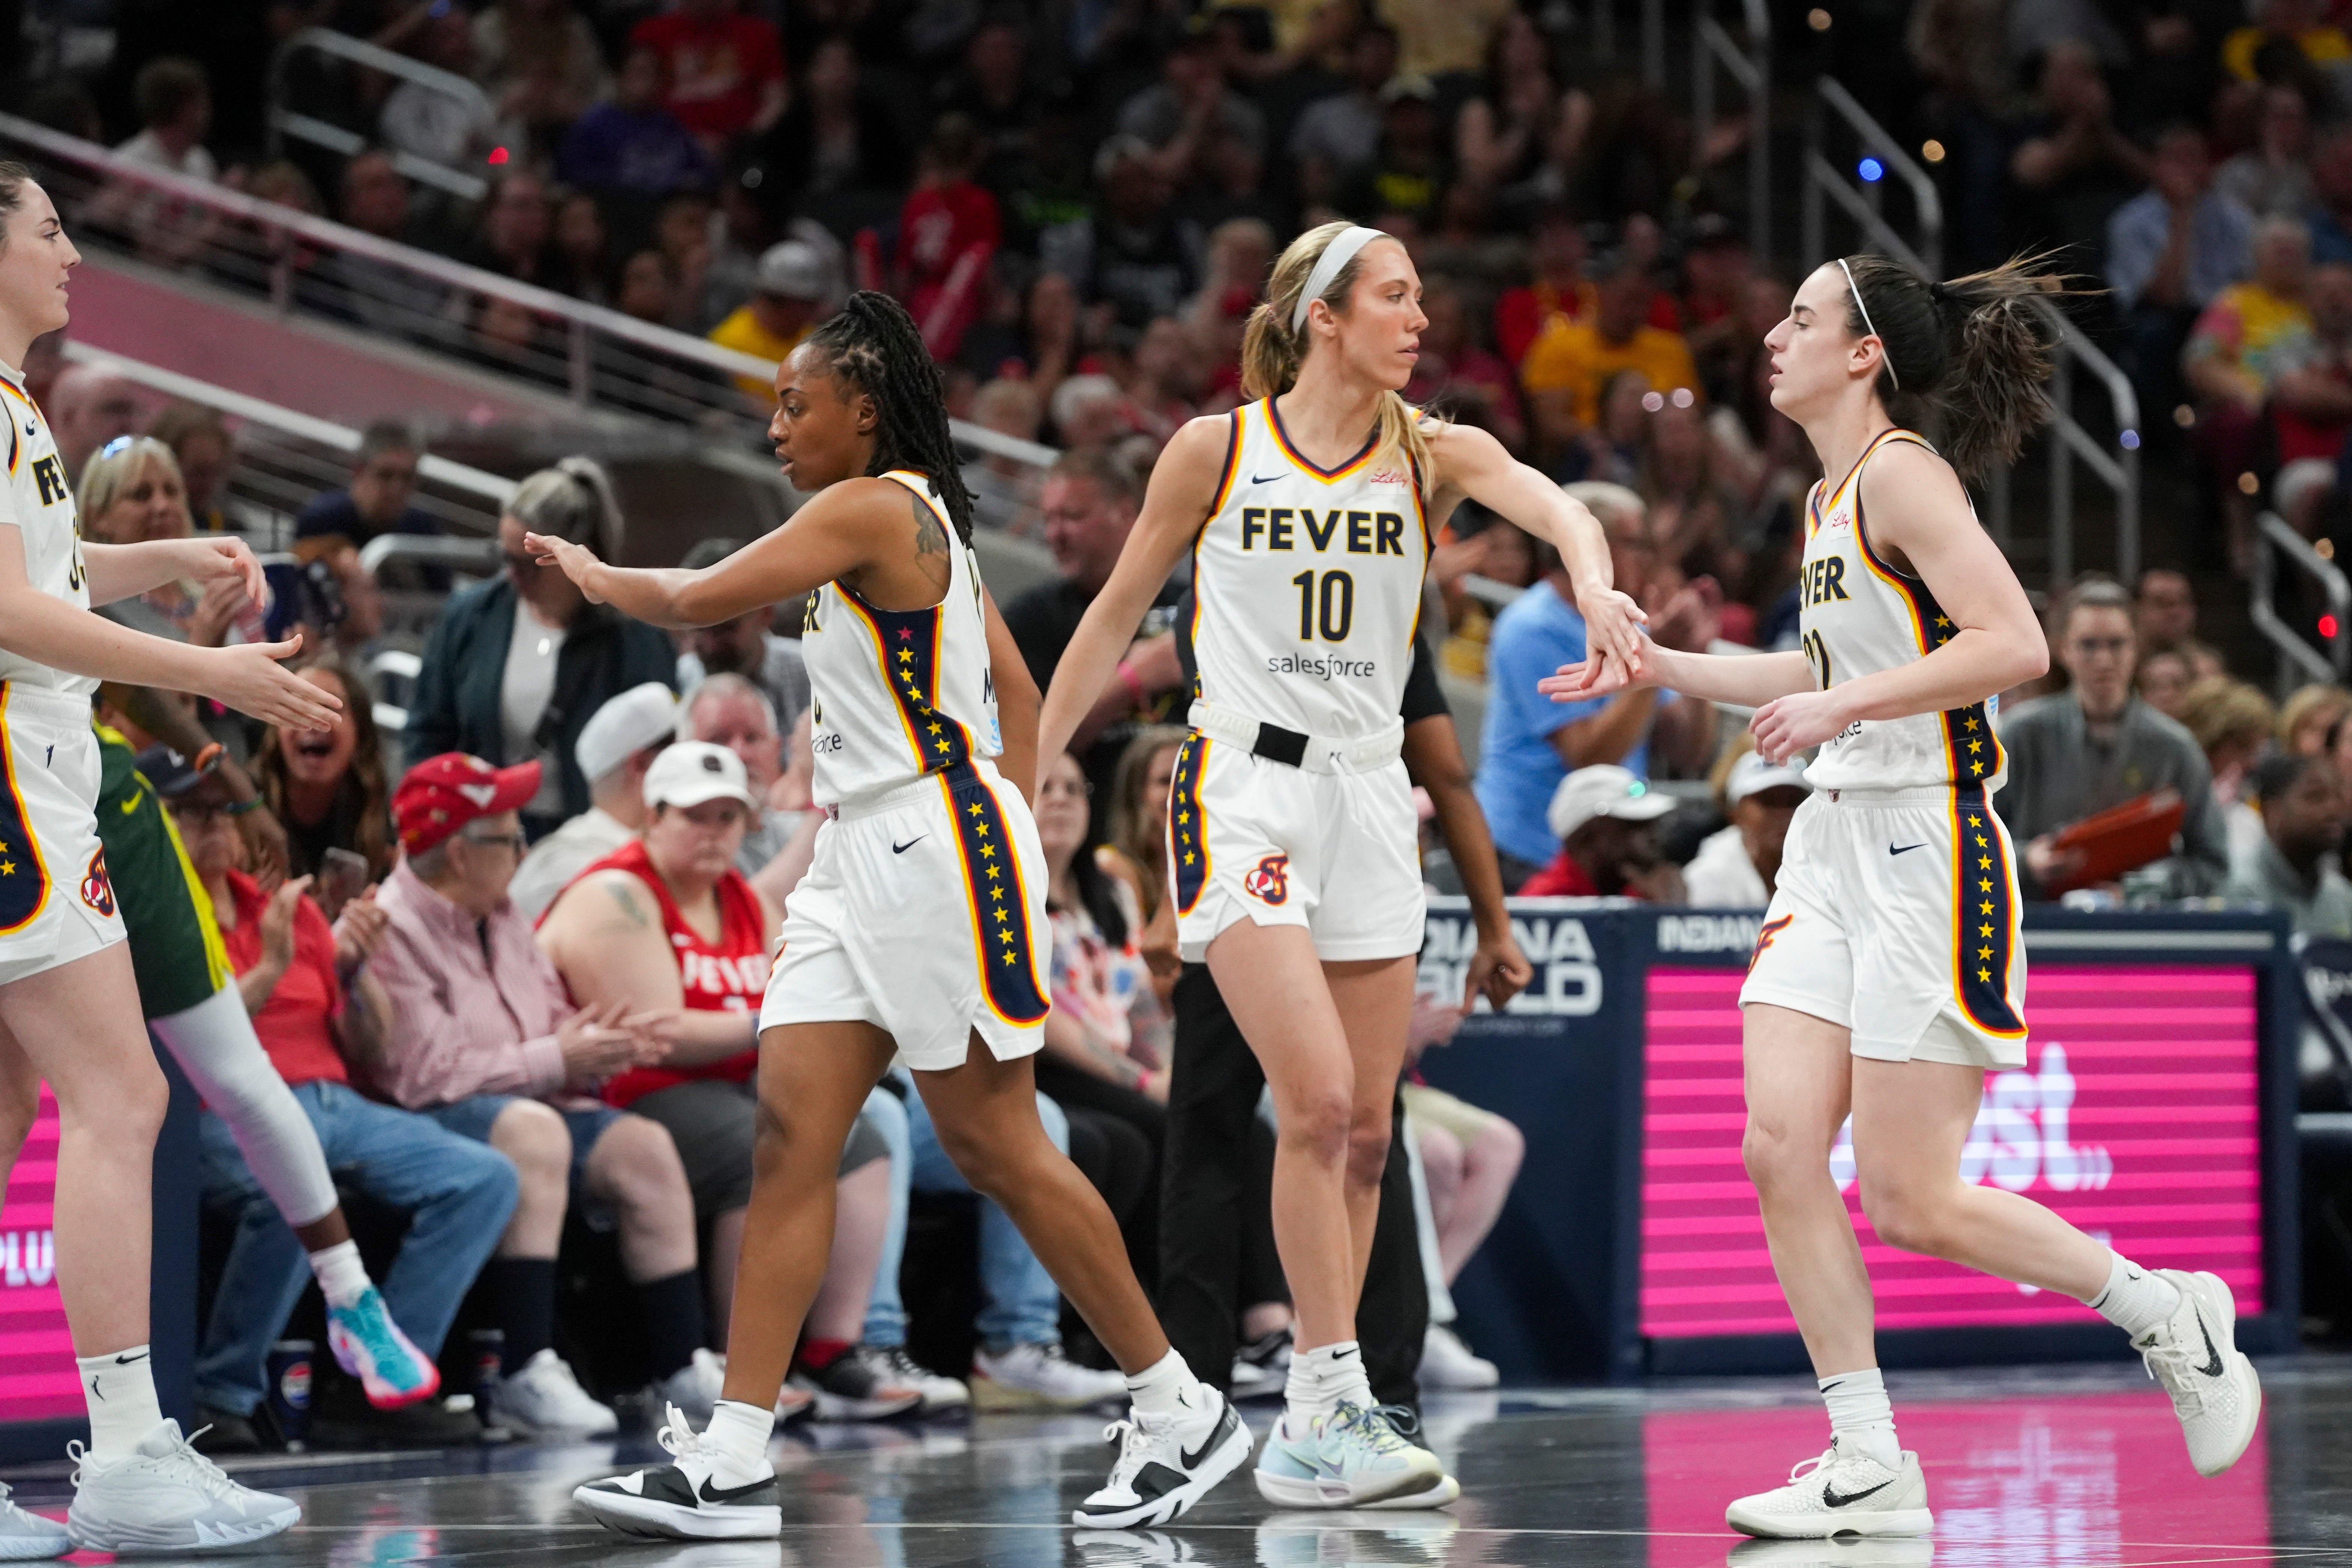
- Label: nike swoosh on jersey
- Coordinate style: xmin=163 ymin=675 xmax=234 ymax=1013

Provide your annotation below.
xmin=892 ymin=836 xmax=926 ymax=854
xmin=120 ymin=789 xmax=144 ymax=815
xmin=1889 ymin=842 xmax=1925 ymax=855
xmin=1821 ymin=1477 xmax=1893 ymax=1508
xmin=1250 ymin=472 xmax=1287 ymax=484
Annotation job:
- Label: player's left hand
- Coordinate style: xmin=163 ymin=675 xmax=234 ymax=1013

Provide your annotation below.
xmin=1464 ymin=928 xmax=1533 ymax=1012
xmin=523 ymin=531 xmax=608 ymax=602
xmin=1750 ymin=688 xmax=1854 ymax=764
xmin=179 ymin=535 xmax=268 ymax=605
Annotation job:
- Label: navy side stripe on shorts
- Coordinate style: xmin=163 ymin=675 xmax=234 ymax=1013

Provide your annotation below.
xmin=941 ymin=762 xmax=1048 ymax=1027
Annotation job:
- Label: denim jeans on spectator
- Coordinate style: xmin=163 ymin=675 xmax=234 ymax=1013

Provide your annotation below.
xmin=860 ymin=1072 xmax=1070 ymax=1351
xmin=194 ymin=1080 xmax=519 ymax=1416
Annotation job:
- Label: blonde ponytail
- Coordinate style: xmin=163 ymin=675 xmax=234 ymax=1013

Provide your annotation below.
xmin=1243 ymin=220 xmax=1441 ymax=501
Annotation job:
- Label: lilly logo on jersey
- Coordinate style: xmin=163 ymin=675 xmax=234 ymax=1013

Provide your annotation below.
xmin=1238 ymin=508 xmax=1412 ymax=556
xmin=1243 ymin=853 xmax=1291 ymax=905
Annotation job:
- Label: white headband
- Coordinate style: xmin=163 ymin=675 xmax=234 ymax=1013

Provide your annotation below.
xmin=1292 ymin=226 xmax=1389 ymax=334
xmin=1838 ymin=257 xmax=1898 ymax=391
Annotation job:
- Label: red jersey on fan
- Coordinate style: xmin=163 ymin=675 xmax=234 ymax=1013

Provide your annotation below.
xmin=631 ymin=7 xmax=786 ymax=143
xmin=564 ymin=839 xmax=770 ymax=1106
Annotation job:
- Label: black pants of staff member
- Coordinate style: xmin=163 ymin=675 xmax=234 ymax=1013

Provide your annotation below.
xmin=1160 ymin=962 xmax=1427 ymax=1412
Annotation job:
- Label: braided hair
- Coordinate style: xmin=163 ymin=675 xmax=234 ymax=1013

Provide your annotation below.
xmin=804 ymin=291 xmax=977 ymax=544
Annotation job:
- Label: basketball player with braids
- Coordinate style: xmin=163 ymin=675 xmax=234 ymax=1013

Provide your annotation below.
xmin=541 ymin=293 xmax=1251 ymax=1539
xmin=1040 ymin=223 xmax=1642 ymax=1509
xmin=1546 ymin=254 xmax=2263 ymax=1537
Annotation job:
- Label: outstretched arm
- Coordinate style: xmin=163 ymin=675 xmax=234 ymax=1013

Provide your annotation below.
xmin=1433 ymin=423 xmax=1648 ymax=679
xmin=0 ymin=525 xmax=336 ymax=729
xmin=82 ymin=536 xmax=266 ymax=610
xmin=1037 ymin=415 xmax=1226 ymax=775
xmin=525 ymin=477 xmax=898 ymax=631
xmin=1541 ymin=645 xmax=1816 ymax=710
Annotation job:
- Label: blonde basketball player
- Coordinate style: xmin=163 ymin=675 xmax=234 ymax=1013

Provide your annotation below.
xmin=0 ymin=161 xmax=338 ymax=1556
xmin=1546 ymin=253 xmax=2262 ymax=1538
xmin=1041 ymin=222 xmax=1642 ymax=1508
xmin=540 ymin=293 xmax=1251 ymax=1540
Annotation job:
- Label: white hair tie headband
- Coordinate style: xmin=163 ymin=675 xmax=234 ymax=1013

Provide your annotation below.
xmin=1293 ymin=226 xmax=1389 ymax=334
xmin=1838 ymin=257 xmax=1898 ymax=391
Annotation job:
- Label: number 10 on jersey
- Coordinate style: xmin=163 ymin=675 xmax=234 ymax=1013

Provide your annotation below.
xmin=1291 ymin=570 xmax=1355 ymax=642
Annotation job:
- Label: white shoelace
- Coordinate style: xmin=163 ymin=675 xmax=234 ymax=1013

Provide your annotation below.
xmin=654 ymin=1404 xmax=708 ymax=1463
xmin=2139 ymin=1336 xmax=2213 ymax=1417
xmin=1784 ymin=1447 xmax=1839 ymax=1485
xmin=68 ymin=1430 xmax=244 ymax=1503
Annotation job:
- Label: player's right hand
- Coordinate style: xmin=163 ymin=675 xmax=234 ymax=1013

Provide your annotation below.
xmin=201 ymin=634 xmax=342 ymax=730
xmin=1539 ymin=653 xmax=1654 ymax=702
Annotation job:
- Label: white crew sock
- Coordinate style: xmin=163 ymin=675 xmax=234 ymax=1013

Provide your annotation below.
xmin=1818 ymin=1367 xmax=1901 ymax=1471
xmin=1124 ymin=1347 xmax=1199 ymax=1419
xmin=699 ymin=1398 xmax=776 ymax=1488
xmin=1283 ymin=1339 xmax=1375 ymax=1435
xmin=307 ymin=1240 xmax=372 ymax=1311
xmin=2087 ymin=1251 xmax=2182 ymax=1338
xmin=78 ymin=1346 xmax=166 ymax=1465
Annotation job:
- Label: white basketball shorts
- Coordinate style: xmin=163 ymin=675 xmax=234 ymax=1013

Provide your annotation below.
xmin=762 ymin=759 xmax=1051 ymax=1072
xmin=0 ymin=683 xmax=125 ymax=986
xmin=1739 ymin=785 xmax=2028 ymax=1069
xmin=1166 ymin=732 xmax=1426 ymax=965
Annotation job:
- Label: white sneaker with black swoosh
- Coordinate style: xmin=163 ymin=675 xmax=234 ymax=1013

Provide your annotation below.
xmin=572 ymin=1404 xmax=780 ymax=1540
xmin=1072 ymin=1385 xmax=1254 ymax=1529
xmin=1724 ymin=1441 xmax=1932 ymax=1539
xmin=2135 ymin=1268 xmax=2262 ymax=1477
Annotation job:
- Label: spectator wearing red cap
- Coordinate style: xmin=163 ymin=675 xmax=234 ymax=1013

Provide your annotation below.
xmin=368 ymin=754 xmax=725 ymax=1435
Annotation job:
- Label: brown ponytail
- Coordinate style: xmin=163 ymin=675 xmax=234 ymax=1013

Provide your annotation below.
xmin=1242 ymin=220 xmax=1440 ymax=499
xmin=1836 ymin=251 xmax=2080 ymax=477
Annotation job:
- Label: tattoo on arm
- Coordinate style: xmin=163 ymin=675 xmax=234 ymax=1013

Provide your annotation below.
xmin=911 ymin=492 xmax=949 ymax=558
xmin=606 ymin=880 xmax=652 ymax=928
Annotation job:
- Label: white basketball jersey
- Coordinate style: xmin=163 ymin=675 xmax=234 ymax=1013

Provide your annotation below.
xmin=0 ymin=362 xmax=96 ymax=699
xmin=800 ymin=471 xmax=1003 ymax=808
xmin=1797 ymin=428 xmax=2004 ymax=795
xmin=1188 ymin=399 xmax=1430 ymax=738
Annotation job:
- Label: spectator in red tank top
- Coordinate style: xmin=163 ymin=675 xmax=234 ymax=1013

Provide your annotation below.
xmin=536 ymin=742 xmax=924 ymax=1417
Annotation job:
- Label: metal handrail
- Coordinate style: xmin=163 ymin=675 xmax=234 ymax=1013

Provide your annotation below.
xmin=59 ymin=341 xmax=516 ymax=512
xmin=0 ymin=113 xmax=1055 ymax=507
xmin=266 ymin=27 xmax=495 ymax=201
xmin=1807 ymin=79 xmax=1942 ymax=276
xmin=1801 ymin=78 xmax=2139 ymax=591
xmin=1693 ymin=0 xmax=1771 ymax=260
xmin=2250 ymin=511 xmax=2351 ymax=691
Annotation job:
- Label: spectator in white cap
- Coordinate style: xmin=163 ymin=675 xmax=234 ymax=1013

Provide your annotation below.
xmin=1684 ymin=741 xmax=1811 ymax=907
xmin=1519 ymin=762 xmax=1684 ymax=899
xmin=707 ymin=239 xmax=830 ymax=404
xmin=509 ymin=682 xmax=678 ymax=921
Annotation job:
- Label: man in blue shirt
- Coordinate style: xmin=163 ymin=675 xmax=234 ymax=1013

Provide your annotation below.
xmin=295 ymin=421 xmax=441 ymax=555
xmin=1473 ymin=483 xmax=1718 ymax=889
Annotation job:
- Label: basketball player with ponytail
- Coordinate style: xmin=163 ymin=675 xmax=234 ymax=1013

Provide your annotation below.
xmin=538 ymin=292 xmax=1252 ymax=1539
xmin=1547 ymin=254 xmax=2262 ymax=1537
xmin=1042 ymin=222 xmax=1643 ymax=1509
